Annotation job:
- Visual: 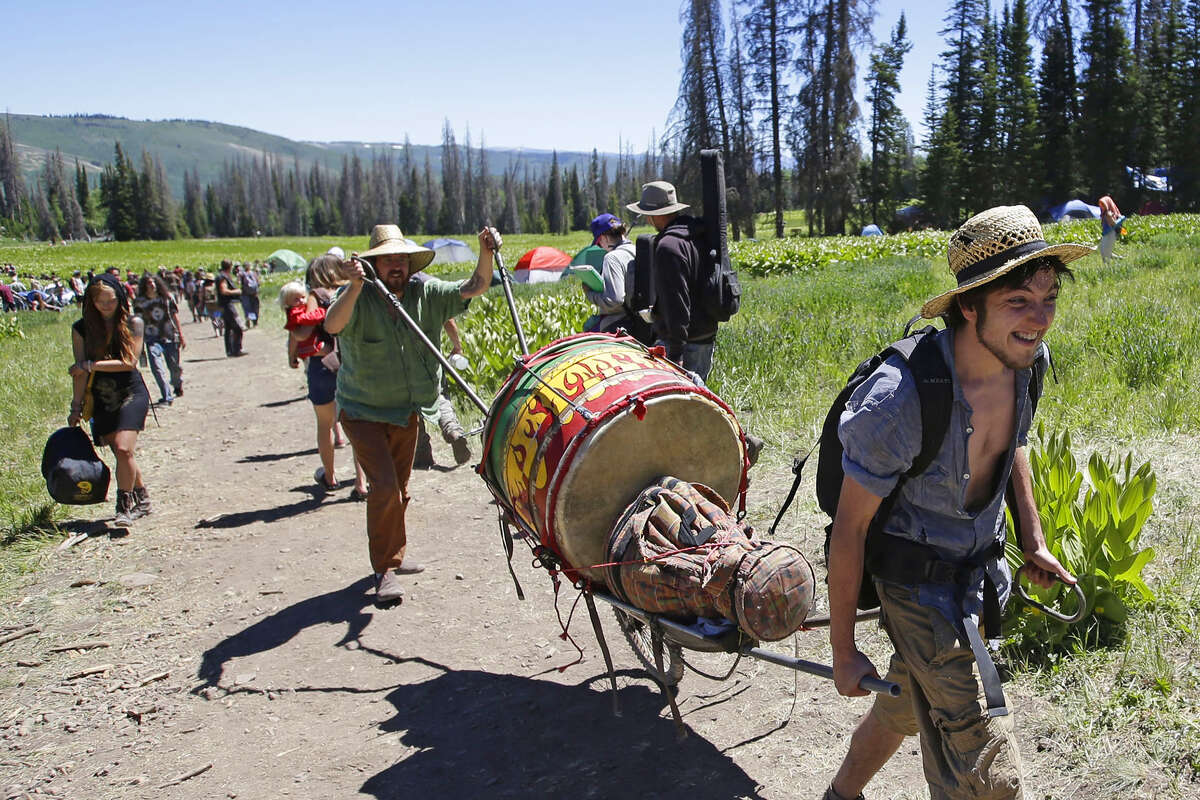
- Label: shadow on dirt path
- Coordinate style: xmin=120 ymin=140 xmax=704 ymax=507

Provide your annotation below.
xmin=361 ymin=667 xmax=766 ymax=800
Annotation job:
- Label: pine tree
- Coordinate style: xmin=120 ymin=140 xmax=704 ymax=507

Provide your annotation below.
xmin=741 ymin=0 xmax=800 ymax=237
xmin=865 ymin=13 xmax=912 ymax=224
xmin=999 ymin=0 xmax=1041 ymax=205
xmin=670 ymin=0 xmax=729 ymax=201
xmin=545 ymin=151 xmax=566 ymax=234
xmin=1079 ymin=0 xmax=1136 ymax=200
xmin=970 ymin=13 xmax=1003 ymax=209
xmin=727 ymin=13 xmax=759 ymax=239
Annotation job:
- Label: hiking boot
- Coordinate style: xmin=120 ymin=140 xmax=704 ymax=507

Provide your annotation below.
xmin=374 ymin=572 xmax=405 ymax=605
xmin=745 ymin=434 xmax=765 ymax=467
xmin=451 ymin=435 xmax=472 ymax=466
xmin=113 ymin=490 xmax=136 ymax=529
xmin=413 ymin=434 xmax=434 ymax=469
xmin=131 ymin=486 xmax=152 ymax=519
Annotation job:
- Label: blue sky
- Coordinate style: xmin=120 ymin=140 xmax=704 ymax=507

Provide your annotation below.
xmin=8 ymin=0 xmax=940 ymax=153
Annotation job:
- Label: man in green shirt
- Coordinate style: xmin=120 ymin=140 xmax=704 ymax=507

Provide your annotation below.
xmin=326 ymin=223 xmax=500 ymax=605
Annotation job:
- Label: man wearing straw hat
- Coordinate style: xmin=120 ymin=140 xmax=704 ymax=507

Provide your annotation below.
xmin=325 ymin=223 xmax=501 ymax=606
xmin=824 ymin=206 xmax=1089 ymax=800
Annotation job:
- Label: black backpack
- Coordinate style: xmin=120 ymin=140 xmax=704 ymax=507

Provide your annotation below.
xmin=42 ymin=426 xmax=111 ymax=505
xmin=659 ymin=220 xmax=742 ymax=323
xmin=770 ymin=325 xmax=1049 ymax=610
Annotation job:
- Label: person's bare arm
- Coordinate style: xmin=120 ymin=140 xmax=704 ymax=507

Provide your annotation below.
xmin=67 ymin=329 xmax=88 ymax=426
xmin=443 ymin=318 xmax=462 ymax=355
xmin=828 ymin=476 xmax=885 ymax=697
xmin=323 ymin=261 xmax=364 ymax=335
xmin=460 ymin=228 xmax=500 ymax=299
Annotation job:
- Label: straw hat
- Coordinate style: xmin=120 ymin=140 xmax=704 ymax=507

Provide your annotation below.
xmin=359 ymin=224 xmax=435 ymax=272
xmin=921 ymin=205 xmax=1094 ymax=319
xmin=625 ymin=181 xmax=690 ymax=216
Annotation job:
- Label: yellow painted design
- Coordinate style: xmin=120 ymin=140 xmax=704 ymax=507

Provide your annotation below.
xmin=499 ymin=346 xmax=666 ymax=531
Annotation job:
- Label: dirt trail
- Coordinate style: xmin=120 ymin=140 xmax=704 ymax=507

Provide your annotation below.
xmin=1 ymin=317 xmax=1011 ymax=800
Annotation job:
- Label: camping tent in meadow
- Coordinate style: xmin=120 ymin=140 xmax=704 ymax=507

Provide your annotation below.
xmin=860 ymin=224 xmax=883 ymax=236
xmin=1048 ymin=199 xmax=1101 ymax=222
xmin=513 ymin=247 xmax=571 ymax=283
xmin=266 ymin=249 xmax=307 ymax=272
xmin=422 ymin=238 xmax=476 ymax=264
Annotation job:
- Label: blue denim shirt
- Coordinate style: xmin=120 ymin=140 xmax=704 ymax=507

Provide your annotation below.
xmin=839 ymin=327 xmax=1032 ymax=630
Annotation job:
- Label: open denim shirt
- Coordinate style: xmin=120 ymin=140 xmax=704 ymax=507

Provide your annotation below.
xmin=839 ymin=326 xmax=1033 ymax=633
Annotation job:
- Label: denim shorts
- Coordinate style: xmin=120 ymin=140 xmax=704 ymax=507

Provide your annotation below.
xmin=306 ymin=356 xmax=337 ymax=406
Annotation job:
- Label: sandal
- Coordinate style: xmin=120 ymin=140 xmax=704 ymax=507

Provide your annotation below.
xmin=350 ymin=488 xmax=368 ymax=501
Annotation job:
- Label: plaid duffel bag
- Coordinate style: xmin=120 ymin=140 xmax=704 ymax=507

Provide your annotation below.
xmin=603 ymin=476 xmax=815 ymax=641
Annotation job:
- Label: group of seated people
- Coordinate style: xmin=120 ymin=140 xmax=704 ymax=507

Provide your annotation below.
xmin=1 ymin=264 xmax=83 ymax=312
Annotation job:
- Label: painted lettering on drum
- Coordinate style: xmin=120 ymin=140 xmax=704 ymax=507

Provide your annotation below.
xmin=500 ymin=347 xmax=665 ymax=532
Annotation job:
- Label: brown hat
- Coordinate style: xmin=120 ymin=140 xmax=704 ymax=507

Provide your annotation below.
xmin=625 ymin=181 xmax=690 ymax=216
xmin=359 ymin=224 xmax=435 ymax=272
xmin=921 ymin=205 xmax=1094 ymax=319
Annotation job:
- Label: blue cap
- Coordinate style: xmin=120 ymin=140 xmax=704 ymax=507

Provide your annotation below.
xmin=589 ymin=213 xmax=620 ymax=244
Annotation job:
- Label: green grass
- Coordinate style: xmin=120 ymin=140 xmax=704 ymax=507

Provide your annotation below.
xmin=4 ymin=218 xmax=1200 ymax=794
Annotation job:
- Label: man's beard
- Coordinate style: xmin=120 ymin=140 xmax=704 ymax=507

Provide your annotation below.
xmin=974 ymin=304 xmax=1038 ymax=371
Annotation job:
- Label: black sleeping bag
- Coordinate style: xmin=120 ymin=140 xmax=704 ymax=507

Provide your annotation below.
xmin=41 ymin=426 xmax=110 ymax=504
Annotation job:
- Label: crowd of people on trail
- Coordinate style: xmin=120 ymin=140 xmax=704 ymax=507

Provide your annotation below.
xmin=46 ymin=172 xmax=1100 ymax=799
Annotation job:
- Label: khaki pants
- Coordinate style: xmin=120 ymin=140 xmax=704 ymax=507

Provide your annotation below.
xmin=339 ymin=412 xmax=419 ymax=574
xmin=870 ymin=580 xmax=1025 ymax=800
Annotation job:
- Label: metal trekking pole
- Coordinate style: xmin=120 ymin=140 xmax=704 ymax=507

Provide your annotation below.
xmin=491 ymin=244 xmax=529 ymax=357
xmin=349 ymin=256 xmax=490 ymax=415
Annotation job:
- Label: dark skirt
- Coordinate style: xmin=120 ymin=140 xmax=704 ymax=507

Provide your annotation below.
xmin=89 ymin=370 xmax=150 ymax=445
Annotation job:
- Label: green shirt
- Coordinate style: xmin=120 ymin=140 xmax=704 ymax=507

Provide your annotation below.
xmin=335 ymin=277 xmax=469 ymax=425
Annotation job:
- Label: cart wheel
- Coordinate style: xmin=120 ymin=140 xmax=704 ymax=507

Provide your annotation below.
xmin=613 ymin=608 xmax=684 ymax=687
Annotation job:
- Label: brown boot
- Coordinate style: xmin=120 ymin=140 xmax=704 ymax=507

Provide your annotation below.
xmin=112 ymin=490 xmax=136 ymax=529
xmin=132 ymin=486 xmax=152 ymax=519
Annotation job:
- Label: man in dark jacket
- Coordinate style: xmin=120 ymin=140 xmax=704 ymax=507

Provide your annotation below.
xmin=626 ymin=181 xmax=718 ymax=380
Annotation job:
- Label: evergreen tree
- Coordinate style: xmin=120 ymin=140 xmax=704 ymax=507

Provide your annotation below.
xmin=545 ymin=151 xmax=566 ymax=234
xmin=0 ymin=117 xmax=28 ymax=225
xmin=970 ymin=13 xmax=1003 ymax=209
xmin=1079 ymin=0 xmax=1136 ymax=200
xmin=921 ymin=69 xmax=967 ymax=225
xmin=100 ymin=142 xmax=138 ymax=241
xmin=670 ymin=0 xmax=729 ymax=201
xmin=727 ymin=13 xmax=759 ymax=239
xmin=865 ymin=13 xmax=912 ymax=225
xmin=741 ymin=0 xmax=801 ymax=237
xmin=999 ymin=0 xmax=1041 ymax=205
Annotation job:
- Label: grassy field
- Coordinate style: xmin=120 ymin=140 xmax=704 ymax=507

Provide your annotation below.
xmin=3 ymin=219 xmax=1199 ymax=792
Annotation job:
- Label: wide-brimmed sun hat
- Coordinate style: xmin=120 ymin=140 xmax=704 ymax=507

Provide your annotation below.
xmin=921 ymin=205 xmax=1094 ymax=319
xmin=625 ymin=181 xmax=690 ymax=216
xmin=359 ymin=224 xmax=435 ymax=272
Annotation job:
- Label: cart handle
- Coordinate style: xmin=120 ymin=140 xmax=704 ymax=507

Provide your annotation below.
xmin=1014 ymin=565 xmax=1087 ymax=624
xmin=741 ymin=646 xmax=901 ymax=697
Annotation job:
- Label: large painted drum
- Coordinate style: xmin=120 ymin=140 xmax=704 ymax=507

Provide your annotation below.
xmin=480 ymin=333 xmax=747 ymax=583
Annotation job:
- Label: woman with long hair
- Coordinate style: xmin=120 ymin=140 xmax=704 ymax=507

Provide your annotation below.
xmin=135 ymin=273 xmax=186 ymax=404
xmin=68 ymin=274 xmax=152 ymax=528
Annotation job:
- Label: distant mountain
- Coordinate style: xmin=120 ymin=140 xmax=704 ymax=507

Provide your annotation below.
xmin=5 ymin=113 xmax=623 ymax=199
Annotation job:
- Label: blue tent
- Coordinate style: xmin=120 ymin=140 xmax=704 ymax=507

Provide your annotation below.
xmin=421 ymin=238 xmax=476 ymax=264
xmin=1048 ymin=199 xmax=1100 ymax=221
xmin=861 ymin=224 xmax=883 ymax=236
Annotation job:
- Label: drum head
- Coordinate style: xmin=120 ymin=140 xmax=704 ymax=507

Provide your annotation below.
xmin=552 ymin=392 xmax=744 ymax=580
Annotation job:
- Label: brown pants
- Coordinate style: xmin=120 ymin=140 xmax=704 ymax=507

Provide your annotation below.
xmin=339 ymin=412 xmax=419 ymax=574
xmin=870 ymin=580 xmax=1024 ymax=800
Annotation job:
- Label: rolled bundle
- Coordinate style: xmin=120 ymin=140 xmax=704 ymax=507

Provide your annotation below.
xmin=604 ymin=476 xmax=815 ymax=642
